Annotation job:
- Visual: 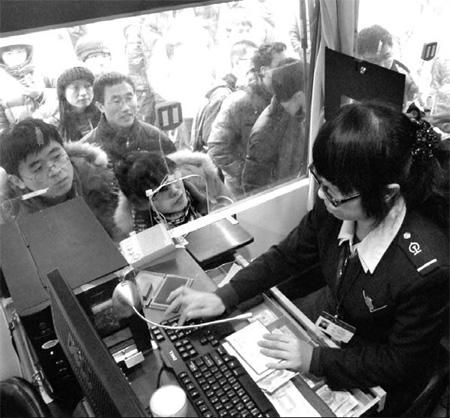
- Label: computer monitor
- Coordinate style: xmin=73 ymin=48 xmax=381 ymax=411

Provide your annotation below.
xmin=325 ymin=47 xmax=405 ymax=121
xmin=46 ymin=269 xmax=148 ymax=417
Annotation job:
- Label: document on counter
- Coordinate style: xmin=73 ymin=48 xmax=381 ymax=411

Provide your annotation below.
xmin=223 ymin=342 xmax=319 ymax=417
xmin=225 ymin=320 xmax=276 ymax=375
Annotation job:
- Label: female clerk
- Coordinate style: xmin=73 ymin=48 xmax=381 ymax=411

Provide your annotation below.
xmin=166 ymin=102 xmax=449 ymax=415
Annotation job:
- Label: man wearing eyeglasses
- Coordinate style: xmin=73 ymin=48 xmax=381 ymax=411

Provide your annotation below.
xmin=0 ymin=118 xmax=121 ymax=239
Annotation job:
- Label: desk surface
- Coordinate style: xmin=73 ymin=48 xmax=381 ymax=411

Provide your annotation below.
xmin=129 ymin=248 xmax=382 ymax=417
xmin=131 ymin=247 xmax=215 ymax=416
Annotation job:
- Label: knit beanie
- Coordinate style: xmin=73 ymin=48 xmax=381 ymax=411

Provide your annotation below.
xmin=56 ymin=66 xmax=95 ymax=98
xmin=75 ymin=36 xmax=111 ymax=62
xmin=271 ymin=61 xmax=304 ymax=102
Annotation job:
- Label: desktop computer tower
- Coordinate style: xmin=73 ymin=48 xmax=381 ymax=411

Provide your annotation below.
xmin=0 ymin=197 xmax=150 ymax=410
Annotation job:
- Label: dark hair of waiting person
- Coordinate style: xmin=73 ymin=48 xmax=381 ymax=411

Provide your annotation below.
xmin=0 ymin=118 xmax=63 ymax=176
xmin=356 ymin=24 xmax=393 ymax=56
xmin=114 ymin=151 xmax=176 ymax=205
xmin=93 ymin=71 xmax=136 ymax=104
xmin=313 ymin=101 xmax=449 ymax=230
xmin=251 ymin=42 xmax=287 ymax=73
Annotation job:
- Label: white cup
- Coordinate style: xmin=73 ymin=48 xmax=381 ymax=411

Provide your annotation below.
xmin=149 ymin=384 xmax=188 ymax=417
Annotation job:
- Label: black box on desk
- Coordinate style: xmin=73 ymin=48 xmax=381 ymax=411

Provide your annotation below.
xmin=0 ymin=197 xmax=151 ymax=406
xmin=0 ymin=196 xmax=128 ymax=316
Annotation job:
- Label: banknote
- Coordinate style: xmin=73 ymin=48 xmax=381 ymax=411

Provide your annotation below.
xmin=257 ymin=368 xmax=297 ymax=394
xmin=316 ymin=384 xmax=358 ymax=414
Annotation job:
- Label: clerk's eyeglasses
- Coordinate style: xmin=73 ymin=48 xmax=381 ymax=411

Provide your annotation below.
xmin=308 ymin=164 xmax=360 ymax=207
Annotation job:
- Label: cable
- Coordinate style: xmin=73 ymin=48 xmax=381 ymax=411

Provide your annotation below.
xmin=132 ymin=306 xmax=252 ymax=330
xmin=147 ymin=173 xmax=210 ymax=217
xmin=156 ymin=363 xmax=168 ymax=389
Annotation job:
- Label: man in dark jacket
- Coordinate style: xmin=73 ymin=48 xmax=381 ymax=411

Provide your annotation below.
xmin=207 ymin=42 xmax=287 ymax=197
xmin=242 ymin=60 xmax=308 ymax=194
xmin=81 ymin=72 xmax=176 ymax=166
xmin=0 ymin=118 xmax=121 ymax=240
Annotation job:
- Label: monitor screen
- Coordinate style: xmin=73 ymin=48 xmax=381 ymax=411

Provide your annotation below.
xmin=46 ymin=269 xmax=148 ymax=417
xmin=325 ymin=47 xmax=405 ymax=121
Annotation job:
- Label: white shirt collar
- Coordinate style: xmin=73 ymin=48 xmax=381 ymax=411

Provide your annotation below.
xmin=337 ymin=197 xmax=406 ymax=274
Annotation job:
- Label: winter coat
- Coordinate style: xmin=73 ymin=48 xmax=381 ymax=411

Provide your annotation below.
xmin=114 ymin=150 xmax=234 ymax=236
xmin=190 ymin=83 xmax=236 ymax=152
xmin=216 ymin=200 xmax=449 ymax=415
xmin=57 ymin=105 xmax=101 ymax=142
xmin=430 ymin=55 xmax=450 ymax=134
xmin=0 ymin=141 xmax=121 ymax=240
xmin=207 ymin=82 xmax=272 ymax=196
xmin=0 ymin=44 xmax=57 ymax=134
xmin=80 ymin=114 xmax=176 ymax=166
xmin=391 ymin=59 xmax=419 ymax=104
xmin=242 ymin=98 xmax=308 ymax=194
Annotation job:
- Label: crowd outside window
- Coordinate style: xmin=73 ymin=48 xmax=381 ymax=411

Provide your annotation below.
xmin=207 ymin=42 xmax=288 ymax=197
xmin=242 ymin=59 xmax=308 ymax=194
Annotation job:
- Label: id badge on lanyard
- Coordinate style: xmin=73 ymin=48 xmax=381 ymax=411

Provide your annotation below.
xmin=315 ymin=242 xmax=356 ymax=345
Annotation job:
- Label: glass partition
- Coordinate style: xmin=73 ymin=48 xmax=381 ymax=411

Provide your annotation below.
xmin=0 ymin=0 xmax=313 ymax=236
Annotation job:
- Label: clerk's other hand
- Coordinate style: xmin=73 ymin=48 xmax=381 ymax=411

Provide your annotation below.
xmin=165 ymin=287 xmax=226 ymax=325
xmin=258 ymin=333 xmax=313 ymax=373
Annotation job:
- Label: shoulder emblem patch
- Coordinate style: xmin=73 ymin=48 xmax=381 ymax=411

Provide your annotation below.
xmin=398 ymin=231 xmax=440 ymax=276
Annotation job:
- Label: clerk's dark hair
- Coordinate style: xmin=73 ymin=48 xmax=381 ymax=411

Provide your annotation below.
xmin=313 ymin=102 xmax=448 ymax=230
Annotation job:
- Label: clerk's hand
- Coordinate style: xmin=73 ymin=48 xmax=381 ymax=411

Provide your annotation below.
xmin=165 ymin=287 xmax=226 ymax=325
xmin=258 ymin=333 xmax=313 ymax=373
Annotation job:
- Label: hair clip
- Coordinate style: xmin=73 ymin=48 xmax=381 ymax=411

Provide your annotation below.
xmin=35 ymin=127 xmax=44 ymax=146
xmin=411 ymin=119 xmax=441 ymax=162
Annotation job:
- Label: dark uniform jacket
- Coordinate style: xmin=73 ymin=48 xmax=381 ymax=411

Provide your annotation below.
xmin=81 ymin=114 xmax=176 ymax=166
xmin=216 ymin=200 xmax=448 ymax=413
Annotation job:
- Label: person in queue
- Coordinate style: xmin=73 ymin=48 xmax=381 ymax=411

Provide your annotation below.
xmin=113 ymin=150 xmax=232 ymax=233
xmin=80 ymin=71 xmax=175 ymax=167
xmin=56 ymin=66 xmax=100 ymax=141
xmin=356 ymin=25 xmax=419 ymax=106
xmin=0 ymin=118 xmax=120 ymax=239
xmin=165 ymin=102 xmax=449 ymax=415
xmin=207 ymin=42 xmax=287 ymax=197
xmin=242 ymin=59 xmax=308 ymax=194
xmin=0 ymin=39 xmax=58 ymax=134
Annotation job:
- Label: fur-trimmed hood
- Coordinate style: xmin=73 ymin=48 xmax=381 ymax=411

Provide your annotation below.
xmin=114 ymin=150 xmax=234 ymax=236
xmin=168 ymin=149 xmax=233 ymax=203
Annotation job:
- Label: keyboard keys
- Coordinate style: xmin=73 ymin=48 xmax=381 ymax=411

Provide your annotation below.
xmin=156 ymin=317 xmax=279 ymax=418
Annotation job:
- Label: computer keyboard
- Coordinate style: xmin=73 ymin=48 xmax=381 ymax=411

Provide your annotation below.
xmin=150 ymin=317 xmax=279 ymax=417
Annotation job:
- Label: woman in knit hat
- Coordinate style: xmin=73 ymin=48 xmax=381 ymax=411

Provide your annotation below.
xmin=56 ymin=66 xmax=100 ymax=141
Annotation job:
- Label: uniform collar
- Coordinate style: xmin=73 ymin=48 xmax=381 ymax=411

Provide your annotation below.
xmin=338 ymin=196 xmax=406 ymax=274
